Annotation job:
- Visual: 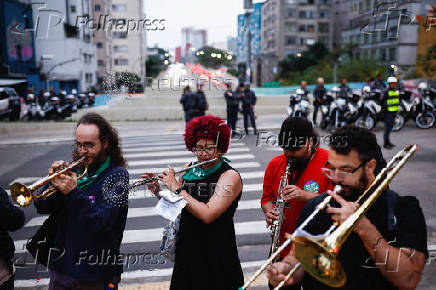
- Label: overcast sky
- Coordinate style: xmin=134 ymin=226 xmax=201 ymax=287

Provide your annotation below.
xmin=145 ymin=0 xmax=259 ymax=51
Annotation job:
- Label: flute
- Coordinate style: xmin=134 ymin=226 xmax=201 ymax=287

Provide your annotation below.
xmin=128 ymin=158 xmax=219 ymax=189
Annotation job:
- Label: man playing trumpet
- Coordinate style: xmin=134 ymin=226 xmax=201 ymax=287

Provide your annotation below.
xmin=268 ymin=126 xmax=427 ymax=289
xmin=35 ymin=113 xmax=129 ymax=290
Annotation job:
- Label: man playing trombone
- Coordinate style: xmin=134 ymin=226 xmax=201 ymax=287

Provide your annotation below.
xmin=34 ymin=113 xmax=129 ymax=290
xmin=268 ymin=126 xmax=427 ymax=289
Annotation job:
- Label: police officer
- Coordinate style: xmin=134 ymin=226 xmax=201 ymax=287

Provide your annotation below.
xmin=338 ymin=78 xmax=352 ymax=100
xmin=371 ymin=74 xmax=387 ymax=91
xmin=195 ymin=83 xmax=209 ymax=117
xmin=382 ymin=77 xmax=400 ymax=149
xmin=224 ymin=82 xmax=239 ymax=135
xmin=180 ymin=86 xmax=198 ymax=123
xmin=312 ymin=77 xmax=327 ymax=126
xmin=242 ymin=82 xmax=257 ymax=135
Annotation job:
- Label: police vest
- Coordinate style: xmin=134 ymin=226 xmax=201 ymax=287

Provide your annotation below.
xmin=386 ymin=90 xmax=400 ymax=112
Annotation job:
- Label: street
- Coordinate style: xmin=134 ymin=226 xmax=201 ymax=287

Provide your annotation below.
xmin=1 ymin=118 xmax=435 ymax=289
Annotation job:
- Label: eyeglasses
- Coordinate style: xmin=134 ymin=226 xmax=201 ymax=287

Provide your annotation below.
xmin=72 ymin=141 xmax=96 ymax=151
xmin=192 ymin=145 xmax=217 ymax=153
xmin=321 ymin=161 xmax=367 ymax=180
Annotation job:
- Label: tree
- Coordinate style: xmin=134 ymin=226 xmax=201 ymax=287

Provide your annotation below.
xmin=146 ymin=55 xmax=164 ymax=78
xmin=196 ymin=46 xmax=231 ymax=68
xmin=417 ymin=44 xmax=436 ymax=77
xmin=115 ymin=72 xmax=140 ymax=91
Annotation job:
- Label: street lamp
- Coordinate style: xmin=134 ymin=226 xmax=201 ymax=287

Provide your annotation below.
xmin=45 ymin=57 xmax=80 ymax=91
xmin=296 ymin=53 xmax=302 ymax=58
xmin=217 ymin=54 xmax=222 ymax=59
xmin=227 ymin=55 xmax=233 ymax=60
xmin=211 ymin=53 xmax=217 ymax=58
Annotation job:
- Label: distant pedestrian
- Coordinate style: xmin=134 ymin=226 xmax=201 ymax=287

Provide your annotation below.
xmin=224 ymin=82 xmax=239 ymax=135
xmin=242 ymin=82 xmax=257 ymax=135
xmin=180 ymin=86 xmax=198 ymax=123
xmin=195 ymin=83 xmax=209 ymax=117
xmin=371 ymin=74 xmax=387 ymax=92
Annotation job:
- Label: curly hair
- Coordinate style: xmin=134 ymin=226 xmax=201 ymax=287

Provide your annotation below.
xmin=331 ymin=126 xmax=380 ymax=162
xmin=73 ymin=113 xmax=127 ymax=168
xmin=184 ymin=115 xmax=231 ymax=153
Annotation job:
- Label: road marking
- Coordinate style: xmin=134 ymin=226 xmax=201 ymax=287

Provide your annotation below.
xmin=23 ymin=199 xmax=262 ymax=228
xmin=128 ymin=162 xmax=261 ymax=175
xmin=124 ymin=147 xmax=249 ymax=159
xmin=127 ymin=154 xmax=255 ymax=167
xmin=123 ymin=142 xmax=245 ymax=153
xmin=14 ymin=220 xmax=268 ymax=253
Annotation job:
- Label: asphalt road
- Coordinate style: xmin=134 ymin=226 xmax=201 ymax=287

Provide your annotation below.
xmin=1 ymin=122 xmax=435 ymax=289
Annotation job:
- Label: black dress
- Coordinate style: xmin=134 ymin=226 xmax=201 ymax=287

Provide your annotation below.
xmin=170 ymin=161 xmax=244 ymax=290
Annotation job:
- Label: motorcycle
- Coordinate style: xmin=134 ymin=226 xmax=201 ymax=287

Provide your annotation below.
xmin=319 ymin=93 xmax=334 ymax=130
xmin=66 ymin=94 xmax=78 ymax=113
xmin=393 ymin=84 xmax=435 ymax=131
xmin=88 ymin=92 xmax=95 ymax=106
xmin=356 ymin=86 xmax=383 ymax=129
xmin=25 ymin=93 xmax=45 ymax=120
xmin=78 ymin=92 xmax=89 ymax=108
xmin=329 ymin=87 xmax=351 ymax=129
xmin=287 ymin=89 xmax=310 ymax=118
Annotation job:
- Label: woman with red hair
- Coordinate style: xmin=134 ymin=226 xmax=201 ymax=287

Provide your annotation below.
xmin=142 ymin=115 xmax=244 ymax=289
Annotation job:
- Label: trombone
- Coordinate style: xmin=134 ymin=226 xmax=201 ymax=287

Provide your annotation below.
xmin=10 ymin=157 xmax=88 ymax=207
xmin=241 ymin=144 xmax=418 ymax=290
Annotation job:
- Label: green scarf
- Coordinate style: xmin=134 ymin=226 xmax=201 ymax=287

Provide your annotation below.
xmin=77 ymin=156 xmax=111 ymax=189
xmin=183 ymin=157 xmax=231 ymax=181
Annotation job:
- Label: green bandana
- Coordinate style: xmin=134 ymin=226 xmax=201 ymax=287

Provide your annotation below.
xmin=183 ymin=157 xmax=231 ymax=181
xmin=77 ymin=156 xmax=111 ymax=189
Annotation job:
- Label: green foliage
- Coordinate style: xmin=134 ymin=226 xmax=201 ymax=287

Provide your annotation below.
xmin=115 ymin=72 xmax=140 ymax=89
xmin=417 ymin=44 xmax=436 ymax=77
xmin=196 ymin=46 xmax=231 ymax=68
xmin=277 ymin=41 xmax=386 ymax=85
xmin=146 ymin=55 xmax=164 ymax=78
xmin=228 ymin=68 xmax=242 ymax=77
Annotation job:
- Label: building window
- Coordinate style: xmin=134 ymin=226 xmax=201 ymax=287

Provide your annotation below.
xmin=114 ymin=45 xmax=128 ymax=53
xmin=97 ymin=42 xmax=103 ymax=48
xmin=98 ymin=60 xmax=105 ymax=66
xmin=319 ymin=10 xmax=329 ymax=18
xmin=114 ymin=58 xmax=129 ymax=65
xmin=318 ymin=36 xmax=329 ymax=45
xmin=70 ymin=5 xmax=76 ymax=13
xmin=299 ymin=11 xmax=307 ymax=18
xmin=285 ymin=0 xmax=297 ymax=3
xmin=285 ymin=22 xmax=297 ymax=32
xmin=299 ymin=25 xmax=306 ymax=32
xmin=95 ymin=4 xmax=101 ymax=11
xmin=112 ymin=4 xmax=127 ymax=12
xmin=318 ymin=23 xmax=329 ymax=33
xmin=286 ymin=36 xmax=296 ymax=45
xmin=307 ymin=24 xmax=315 ymax=32
xmin=113 ymin=31 xmax=128 ymax=39
xmin=389 ymin=47 xmax=397 ymax=61
xmin=287 ymin=9 xmax=295 ymax=18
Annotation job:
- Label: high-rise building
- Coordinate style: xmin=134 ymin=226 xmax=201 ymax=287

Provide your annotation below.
xmin=181 ymin=27 xmax=207 ymax=63
xmin=32 ymin=0 xmax=98 ymax=92
xmin=91 ymin=0 xmax=113 ymax=87
xmin=342 ymin=0 xmax=432 ymax=74
xmin=259 ymin=0 xmax=333 ymax=83
xmin=110 ymin=0 xmax=146 ymax=82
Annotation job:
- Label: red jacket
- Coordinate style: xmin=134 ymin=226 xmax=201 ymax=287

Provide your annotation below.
xmin=261 ymin=147 xmax=332 ymax=258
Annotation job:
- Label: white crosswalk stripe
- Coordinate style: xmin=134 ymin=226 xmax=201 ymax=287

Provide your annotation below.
xmin=9 ymin=134 xmax=271 ymax=284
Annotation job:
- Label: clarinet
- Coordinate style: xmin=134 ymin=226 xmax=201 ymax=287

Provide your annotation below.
xmin=270 ymin=158 xmax=292 ymax=261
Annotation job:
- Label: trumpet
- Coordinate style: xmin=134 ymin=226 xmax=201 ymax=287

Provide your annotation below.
xmin=241 ymin=144 xmax=417 ymax=290
xmin=128 ymin=158 xmax=219 ymax=190
xmin=10 ymin=157 xmax=88 ymax=207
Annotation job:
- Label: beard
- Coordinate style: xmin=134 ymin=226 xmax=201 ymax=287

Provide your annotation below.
xmin=333 ymin=171 xmax=369 ymax=202
xmin=73 ymin=148 xmax=107 ymax=174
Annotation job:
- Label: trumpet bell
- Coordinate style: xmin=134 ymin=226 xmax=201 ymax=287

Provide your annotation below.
xmin=294 ymin=236 xmax=346 ymax=287
xmin=10 ymin=182 xmax=33 ymax=207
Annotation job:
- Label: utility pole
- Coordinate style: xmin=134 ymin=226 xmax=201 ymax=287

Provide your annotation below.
xmin=244 ymin=0 xmax=253 ymax=83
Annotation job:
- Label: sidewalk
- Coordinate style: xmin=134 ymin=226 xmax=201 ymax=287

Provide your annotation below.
xmin=0 ymin=114 xmax=286 ymax=146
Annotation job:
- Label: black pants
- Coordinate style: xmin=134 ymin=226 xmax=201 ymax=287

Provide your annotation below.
xmin=184 ymin=110 xmax=196 ymax=123
xmin=243 ymin=106 xmax=256 ymax=133
xmin=312 ymin=103 xmax=320 ymax=124
xmin=384 ymin=112 xmax=395 ymax=145
xmin=227 ymin=105 xmax=239 ymax=131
